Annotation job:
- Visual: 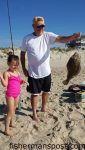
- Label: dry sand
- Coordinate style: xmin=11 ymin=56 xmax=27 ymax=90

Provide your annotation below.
xmin=0 ymin=49 xmax=85 ymax=150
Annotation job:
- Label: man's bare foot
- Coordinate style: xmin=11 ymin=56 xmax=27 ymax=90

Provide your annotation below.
xmin=32 ymin=115 xmax=39 ymax=122
xmin=10 ymin=121 xmax=16 ymax=128
xmin=10 ymin=124 xmax=16 ymax=128
xmin=41 ymin=107 xmax=50 ymax=112
xmin=4 ymin=131 xmax=12 ymax=136
xmin=41 ymin=108 xmax=46 ymax=112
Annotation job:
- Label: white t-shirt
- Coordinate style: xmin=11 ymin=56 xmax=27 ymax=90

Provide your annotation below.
xmin=21 ymin=32 xmax=58 ymax=78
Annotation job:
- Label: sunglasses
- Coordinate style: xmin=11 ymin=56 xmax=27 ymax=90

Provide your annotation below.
xmin=37 ymin=25 xmax=45 ymax=29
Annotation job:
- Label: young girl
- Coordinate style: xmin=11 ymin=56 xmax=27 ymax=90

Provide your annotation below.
xmin=0 ymin=54 xmax=26 ymax=136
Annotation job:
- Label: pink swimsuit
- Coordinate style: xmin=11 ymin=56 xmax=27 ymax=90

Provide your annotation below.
xmin=6 ymin=74 xmax=21 ymax=98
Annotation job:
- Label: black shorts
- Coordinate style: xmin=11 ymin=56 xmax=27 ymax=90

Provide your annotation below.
xmin=27 ymin=74 xmax=51 ymax=95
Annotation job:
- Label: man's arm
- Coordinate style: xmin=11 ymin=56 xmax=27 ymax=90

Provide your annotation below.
xmin=55 ymin=32 xmax=80 ymax=43
xmin=20 ymin=51 xmax=28 ymax=77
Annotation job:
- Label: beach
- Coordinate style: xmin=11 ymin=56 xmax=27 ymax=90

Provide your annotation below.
xmin=0 ymin=49 xmax=85 ymax=150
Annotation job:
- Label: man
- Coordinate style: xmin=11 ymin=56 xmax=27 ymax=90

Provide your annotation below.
xmin=20 ymin=16 xmax=80 ymax=121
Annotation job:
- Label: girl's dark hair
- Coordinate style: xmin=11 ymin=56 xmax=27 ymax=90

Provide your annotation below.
xmin=7 ymin=54 xmax=19 ymax=64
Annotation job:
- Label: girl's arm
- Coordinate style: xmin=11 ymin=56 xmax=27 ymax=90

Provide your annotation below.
xmin=0 ymin=72 xmax=8 ymax=87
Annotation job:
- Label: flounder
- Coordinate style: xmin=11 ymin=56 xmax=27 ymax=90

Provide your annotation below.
xmin=63 ymin=52 xmax=81 ymax=85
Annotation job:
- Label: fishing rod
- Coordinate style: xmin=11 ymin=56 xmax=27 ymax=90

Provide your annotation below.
xmin=7 ymin=0 xmax=14 ymax=54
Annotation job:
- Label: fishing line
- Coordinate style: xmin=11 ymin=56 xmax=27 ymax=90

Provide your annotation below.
xmin=7 ymin=0 xmax=14 ymax=54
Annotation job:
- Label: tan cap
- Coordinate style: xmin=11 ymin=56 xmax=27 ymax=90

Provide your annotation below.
xmin=33 ymin=16 xmax=45 ymax=26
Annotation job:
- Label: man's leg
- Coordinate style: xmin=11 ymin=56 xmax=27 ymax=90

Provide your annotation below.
xmin=41 ymin=92 xmax=49 ymax=112
xmin=31 ymin=95 xmax=39 ymax=121
xmin=41 ymin=74 xmax=51 ymax=112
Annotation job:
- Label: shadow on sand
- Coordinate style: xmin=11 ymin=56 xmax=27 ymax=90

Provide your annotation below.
xmin=61 ymin=89 xmax=77 ymax=103
xmin=0 ymin=104 xmax=27 ymax=118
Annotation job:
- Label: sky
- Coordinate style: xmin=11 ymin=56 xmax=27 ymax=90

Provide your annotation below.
xmin=0 ymin=0 xmax=85 ymax=48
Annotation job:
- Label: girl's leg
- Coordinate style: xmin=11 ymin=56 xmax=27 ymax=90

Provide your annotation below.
xmin=14 ymin=96 xmax=20 ymax=110
xmin=10 ymin=96 xmax=19 ymax=127
xmin=5 ymin=97 xmax=15 ymax=135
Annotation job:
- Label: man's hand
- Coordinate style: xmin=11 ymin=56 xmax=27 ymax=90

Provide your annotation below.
xmin=73 ymin=32 xmax=81 ymax=40
xmin=20 ymin=79 xmax=28 ymax=85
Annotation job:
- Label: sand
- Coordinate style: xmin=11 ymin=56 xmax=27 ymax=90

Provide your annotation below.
xmin=0 ymin=49 xmax=85 ymax=150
